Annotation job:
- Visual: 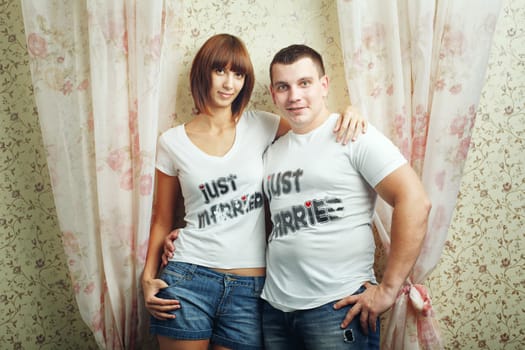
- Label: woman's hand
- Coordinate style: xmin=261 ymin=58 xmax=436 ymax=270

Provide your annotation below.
xmin=142 ymin=277 xmax=180 ymax=320
xmin=334 ymin=105 xmax=368 ymax=144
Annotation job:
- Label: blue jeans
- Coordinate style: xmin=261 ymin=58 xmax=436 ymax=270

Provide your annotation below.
xmin=262 ymin=286 xmax=380 ymax=350
xmin=150 ymin=261 xmax=265 ymax=350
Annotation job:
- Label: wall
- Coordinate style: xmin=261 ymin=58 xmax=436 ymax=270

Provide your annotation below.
xmin=427 ymin=1 xmax=524 ymax=348
xmin=0 ymin=1 xmax=97 ymax=349
xmin=0 ymin=0 xmax=522 ymax=349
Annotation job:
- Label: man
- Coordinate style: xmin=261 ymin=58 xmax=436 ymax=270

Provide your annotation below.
xmin=260 ymin=44 xmax=430 ymax=349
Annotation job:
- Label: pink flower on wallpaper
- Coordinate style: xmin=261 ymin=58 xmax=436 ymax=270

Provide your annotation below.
xmin=84 ymin=282 xmax=95 ymax=295
xmin=91 ymin=307 xmax=104 ymax=332
xmin=468 ymin=104 xmax=477 ymax=116
xmin=386 ymin=84 xmax=394 ymax=96
xmin=398 ymin=138 xmax=410 ymax=159
xmin=450 ymin=115 xmax=467 ymax=138
xmin=431 ymin=205 xmax=447 ymax=231
xmin=435 ymin=79 xmax=445 ymax=91
xmin=27 ymin=33 xmax=48 ymax=58
xmin=370 ymin=86 xmax=381 ymax=98
xmin=435 ymin=171 xmax=446 ymax=191
xmin=413 ymin=105 xmax=429 ymax=133
xmin=77 ymin=79 xmax=89 ymax=91
xmin=412 ymin=136 xmax=427 ymax=160
xmin=149 ymin=34 xmax=162 ymax=59
xmin=394 ymin=113 xmax=406 ymax=139
xmin=351 ymin=48 xmax=364 ymax=69
xmin=139 ymin=174 xmax=153 ymax=195
xmin=442 ymin=26 xmax=465 ymax=57
xmin=60 ymin=80 xmax=73 ymax=95
xmin=73 ymin=283 xmax=81 ymax=294
xmin=449 ymin=84 xmax=462 ymax=95
xmin=62 ymin=231 xmax=80 ymax=254
xmin=362 ymin=23 xmax=385 ymax=50
xmin=107 ymin=148 xmax=127 ymax=171
xmin=456 ymin=137 xmax=471 ymax=162
xmin=128 ymin=104 xmax=138 ymax=135
xmin=120 ymin=168 xmax=134 ymax=191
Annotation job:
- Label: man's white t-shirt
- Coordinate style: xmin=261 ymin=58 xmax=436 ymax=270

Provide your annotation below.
xmin=261 ymin=113 xmax=407 ymax=311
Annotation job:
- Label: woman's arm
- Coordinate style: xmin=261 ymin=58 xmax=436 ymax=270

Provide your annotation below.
xmin=142 ymin=170 xmax=181 ymax=320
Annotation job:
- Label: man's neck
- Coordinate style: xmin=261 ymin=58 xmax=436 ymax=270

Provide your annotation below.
xmin=292 ymin=108 xmax=331 ymax=134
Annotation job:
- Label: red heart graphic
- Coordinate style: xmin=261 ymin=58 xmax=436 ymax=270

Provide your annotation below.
xmin=242 ymin=195 xmax=247 ymax=201
xmin=305 ymin=201 xmax=312 ymax=208
xmin=199 ymin=184 xmax=204 ymax=189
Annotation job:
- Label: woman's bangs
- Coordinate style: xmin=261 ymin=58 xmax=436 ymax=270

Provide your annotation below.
xmin=211 ymin=45 xmax=250 ymax=75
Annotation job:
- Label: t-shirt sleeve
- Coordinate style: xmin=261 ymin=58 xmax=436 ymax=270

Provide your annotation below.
xmin=155 ymin=131 xmax=177 ymax=176
xmin=249 ymin=110 xmax=281 ymax=147
xmin=350 ymin=124 xmax=407 ymax=188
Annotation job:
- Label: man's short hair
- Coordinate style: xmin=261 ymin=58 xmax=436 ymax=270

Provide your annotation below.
xmin=269 ymin=44 xmax=326 ymax=83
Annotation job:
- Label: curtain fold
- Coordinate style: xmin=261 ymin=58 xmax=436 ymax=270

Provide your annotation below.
xmin=337 ymin=1 xmax=502 ymax=348
xmin=21 ymin=1 xmax=183 ymax=348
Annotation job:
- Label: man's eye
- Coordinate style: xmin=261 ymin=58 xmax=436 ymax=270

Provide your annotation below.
xmin=300 ymin=80 xmax=311 ymax=87
xmin=276 ymin=85 xmax=287 ymax=91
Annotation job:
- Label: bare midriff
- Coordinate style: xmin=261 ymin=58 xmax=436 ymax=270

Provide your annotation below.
xmin=211 ymin=267 xmax=266 ymax=277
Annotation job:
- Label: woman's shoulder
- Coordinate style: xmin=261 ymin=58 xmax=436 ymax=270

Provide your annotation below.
xmin=158 ymin=124 xmax=186 ymax=148
xmin=240 ymin=109 xmax=280 ymax=126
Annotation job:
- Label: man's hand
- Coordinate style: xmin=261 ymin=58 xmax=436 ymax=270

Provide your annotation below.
xmin=333 ymin=282 xmax=397 ymax=334
xmin=334 ymin=105 xmax=368 ymax=144
xmin=161 ymin=229 xmax=179 ymax=267
xmin=142 ymin=277 xmax=180 ymax=320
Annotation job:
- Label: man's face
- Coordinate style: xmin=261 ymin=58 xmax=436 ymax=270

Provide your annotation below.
xmin=270 ymin=57 xmax=329 ymax=134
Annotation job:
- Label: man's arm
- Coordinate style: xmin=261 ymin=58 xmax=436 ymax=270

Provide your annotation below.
xmin=334 ymin=164 xmax=431 ymax=333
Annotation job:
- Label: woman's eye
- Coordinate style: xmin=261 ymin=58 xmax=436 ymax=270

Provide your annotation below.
xmin=235 ymin=72 xmax=245 ymax=79
xmin=215 ymin=68 xmax=225 ymax=74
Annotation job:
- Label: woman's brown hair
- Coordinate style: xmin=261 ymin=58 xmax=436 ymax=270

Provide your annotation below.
xmin=190 ymin=34 xmax=255 ymax=119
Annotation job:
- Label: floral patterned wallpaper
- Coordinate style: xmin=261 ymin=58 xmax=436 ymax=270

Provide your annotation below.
xmin=0 ymin=0 xmax=522 ymax=349
xmin=0 ymin=1 xmax=97 ymax=349
xmin=426 ymin=0 xmax=524 ymax=348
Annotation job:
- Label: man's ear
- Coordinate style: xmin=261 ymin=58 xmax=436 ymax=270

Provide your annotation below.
xmin=269 ymin=84 xmax=277 ymax=105
xmin=321 ymin=75 xmax=329 ymax=98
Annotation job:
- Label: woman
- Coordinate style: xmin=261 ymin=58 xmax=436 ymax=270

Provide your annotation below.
xmin=142 ymin=34 xmax=365 ymax=350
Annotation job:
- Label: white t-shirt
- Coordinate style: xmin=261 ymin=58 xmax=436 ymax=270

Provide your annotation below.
xmin=156 ymin=110 xmax=280 ymax=269
xmin=261 ymin=113 xmax=407 ymax=311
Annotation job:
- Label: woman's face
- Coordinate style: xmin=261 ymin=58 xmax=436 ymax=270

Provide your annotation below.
xmin=208 ymin=67 xmax=245 ymax=111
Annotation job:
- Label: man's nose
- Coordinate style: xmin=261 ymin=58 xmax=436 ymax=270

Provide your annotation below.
xmin=288 ymin=86 xmax=300 ymax=102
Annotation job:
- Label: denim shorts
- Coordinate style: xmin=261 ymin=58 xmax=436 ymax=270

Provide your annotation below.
xmin=262 ymin=286 xmax=380 ymax=350
xmin=149 ymin=261 xmax=265 ymax=349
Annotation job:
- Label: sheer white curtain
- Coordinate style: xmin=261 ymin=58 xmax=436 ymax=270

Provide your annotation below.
xmin=21 ymin=1 xmax=183 ymax=348
xmin=337 ymin=1 xmax=501 ymax=349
